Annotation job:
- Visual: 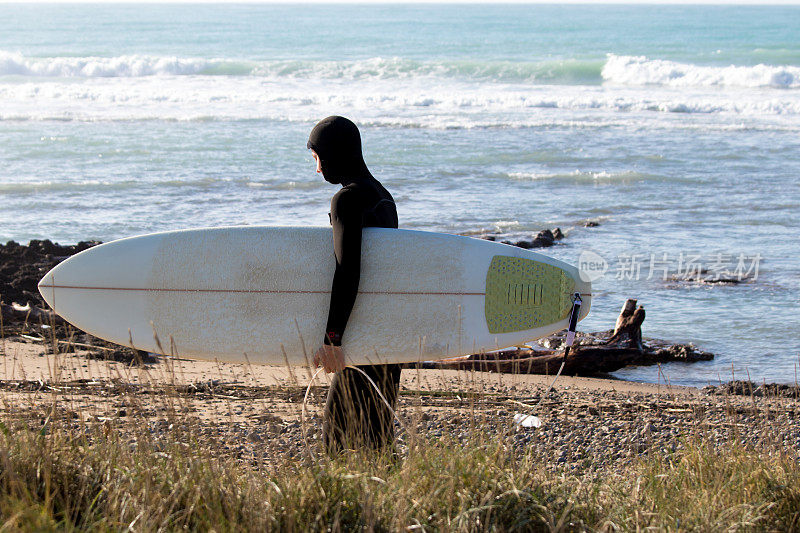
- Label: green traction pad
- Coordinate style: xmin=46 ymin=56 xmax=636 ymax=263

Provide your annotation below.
xmin=484 ymin=255 xmax=575 ymax=334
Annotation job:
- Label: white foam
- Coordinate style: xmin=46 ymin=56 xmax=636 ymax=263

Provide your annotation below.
xmin=0 ymin=50 xmax=218 ymax=78
xmin=507 ymin=170 xmax=651 ymax=182
xmin=603 ymin=54 xmax=800 ymax=89
xmin=3 ymin=49 xmax=799 ymax=94
xmin=0 ymin=51 xmax=604 ymax=82
xmin=1 ymin=67 xmax=799 ymax=129
xmin=492 ymin=220 xmax=520 ymax=232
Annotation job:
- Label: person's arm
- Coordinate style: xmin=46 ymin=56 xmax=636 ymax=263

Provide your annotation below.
xmin=325 ymin=187 xmax=362 ymax=345
xmin=314 ymin=188 xmax=362 ymax=371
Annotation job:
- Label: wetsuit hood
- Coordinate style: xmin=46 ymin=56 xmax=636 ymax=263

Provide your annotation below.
xmin=307 ymin=116 xmax=370 ymax=184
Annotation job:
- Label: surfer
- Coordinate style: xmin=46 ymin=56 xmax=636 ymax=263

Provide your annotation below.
xmin=308 ymin=116 xmax=402 ymax=453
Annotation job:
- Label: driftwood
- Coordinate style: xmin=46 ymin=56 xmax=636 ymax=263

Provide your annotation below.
xmin=408 ymin=299 xmax=712 ymax=376
xmin=609 ymin=298 xmax=644 ymax=349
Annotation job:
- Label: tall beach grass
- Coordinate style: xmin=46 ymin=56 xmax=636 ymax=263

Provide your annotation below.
xmin=0 ymin=329 xmax=798 ymax=531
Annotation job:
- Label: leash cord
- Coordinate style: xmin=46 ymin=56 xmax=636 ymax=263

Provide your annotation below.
xmin=536 ymin=293 xmax=582 ymax=406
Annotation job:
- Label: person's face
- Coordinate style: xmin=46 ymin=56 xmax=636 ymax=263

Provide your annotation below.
xmin=311 ymin=150 xmax=322 ymax=174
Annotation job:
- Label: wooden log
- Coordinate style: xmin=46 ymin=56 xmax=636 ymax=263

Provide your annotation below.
xmin=606 ymin=300 xmax=645 ymax=350
xmin=613 ymin=298 xmax=637 ymax=334
xmin=406 ymin=297 xmax=712 ymax=375
xmin=413 ymin=346 xmax=643 ymax=374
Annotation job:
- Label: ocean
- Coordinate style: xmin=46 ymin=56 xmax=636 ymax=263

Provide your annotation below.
xmin=1 ymin=4 xmax=798 ymax=386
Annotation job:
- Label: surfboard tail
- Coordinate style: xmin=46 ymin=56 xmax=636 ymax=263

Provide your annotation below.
xmin=484 ymin=254 xmax=591 ymax=335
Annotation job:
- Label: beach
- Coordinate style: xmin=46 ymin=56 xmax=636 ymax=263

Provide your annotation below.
xmin=1 ymin=229 xmax=797 ymax=474
xmin=3 ymin=336 xmax=799 ymax=467
xmin=1 ymin=239 xmax=799 ymax=528
xmin=2 ymin=333 xmax=800 ymax=529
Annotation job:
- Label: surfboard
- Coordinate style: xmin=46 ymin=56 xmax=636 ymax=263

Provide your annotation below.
xmin=38 ymin=226 xmax=591 ymax=365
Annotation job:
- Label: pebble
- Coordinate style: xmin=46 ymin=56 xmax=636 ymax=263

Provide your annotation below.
xmin=7 ymin=373 xmax=799 ymax=472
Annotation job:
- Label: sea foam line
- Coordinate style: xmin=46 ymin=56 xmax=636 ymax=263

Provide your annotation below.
xmin=2 ymin=50 xmax=799 ymax=90
xmin=603 ymin=54 xmax=800 ymax=89
xmin=0 ymin=51 xmax=605 ymax=83
xmin=0 ymin=51 xmax=229 ymax=78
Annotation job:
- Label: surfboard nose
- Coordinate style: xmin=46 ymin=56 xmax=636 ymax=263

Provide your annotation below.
xmin=38 ymin=268 xmax=57 ymax=311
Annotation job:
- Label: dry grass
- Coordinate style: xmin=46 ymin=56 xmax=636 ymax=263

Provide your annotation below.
xmin=1 ymin=400 xmax=799 ymax=531
xmin=0 ymin=332 xmax=799 ymax=531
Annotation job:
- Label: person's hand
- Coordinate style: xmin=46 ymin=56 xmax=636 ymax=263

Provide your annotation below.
xmin=313 ymin=344 xmax=346 ymax=373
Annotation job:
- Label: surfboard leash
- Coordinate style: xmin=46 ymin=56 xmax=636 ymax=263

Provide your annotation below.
xmin=539 ymin=292 xmax=582 ymax=399
xmin=563 ymin=292 xmax=583 ymax=362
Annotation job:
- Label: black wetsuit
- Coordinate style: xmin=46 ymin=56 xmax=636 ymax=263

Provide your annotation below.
xmin=307 ymin=116 xmax=401 ymax=452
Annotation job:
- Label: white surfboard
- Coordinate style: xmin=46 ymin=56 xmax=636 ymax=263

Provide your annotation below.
xmin=38 ymin=226 xmax=591 ymax=365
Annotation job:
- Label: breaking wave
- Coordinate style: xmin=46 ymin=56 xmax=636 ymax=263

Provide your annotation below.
xmin=2 ymin=51 xmax=799 ymax=127
xmin=603 ymin=54 xmax=800 ymax=89
xmin=2 ymin=50 xmax=798 ymax=90
xmin=0 ymin=50 xmax=604 ymax=83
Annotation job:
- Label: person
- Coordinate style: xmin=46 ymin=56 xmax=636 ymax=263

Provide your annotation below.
xmin=308 ymin=116 xmax=402 ymax=453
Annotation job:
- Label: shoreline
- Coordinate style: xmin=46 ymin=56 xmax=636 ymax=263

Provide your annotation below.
xmin=1 ymin=338 xmax=699 ymax=396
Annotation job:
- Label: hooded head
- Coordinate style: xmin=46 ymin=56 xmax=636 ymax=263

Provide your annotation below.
xmin=307 ymin=116 xmax=370 ymax=184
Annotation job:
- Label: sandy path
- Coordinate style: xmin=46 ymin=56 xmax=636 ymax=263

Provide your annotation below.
xmin=1 ymin=339 xmax=696 ymax=396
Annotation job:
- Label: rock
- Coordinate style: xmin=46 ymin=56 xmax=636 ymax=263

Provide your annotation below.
xmin=667 ymin=268 xmax=751 ymax=285
xmin=480 ymin=228 xmax=562 ymax=250
xmin=530 ymin=229 xmax=556 ymax=248
xmin=704 ymin=380 xmax=800 ymax=398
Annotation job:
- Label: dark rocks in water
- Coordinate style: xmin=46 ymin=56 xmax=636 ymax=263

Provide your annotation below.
xmin=530 ymin=229 xmax=555 ymax=247
xmin=703 ymin=380 xmax=800 ymax=398
xmin=411 ymin=298 xmax=715 ymax=376
xmin=583 ymin=220 xmax=600 ymax=227
xmin=668 ymin=268 xmax=749 ymax=285
xmin=497 ymin=228 xmax=563 ymax=249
